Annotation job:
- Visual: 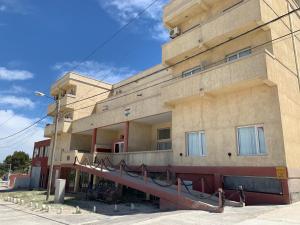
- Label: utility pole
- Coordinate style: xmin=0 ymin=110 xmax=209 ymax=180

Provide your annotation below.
xmin=46 ymin=98 xmax=60 ymax=201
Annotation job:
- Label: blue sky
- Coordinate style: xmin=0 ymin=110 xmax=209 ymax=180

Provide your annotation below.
xmin=0 ymin=0 xmax=169 ymax=161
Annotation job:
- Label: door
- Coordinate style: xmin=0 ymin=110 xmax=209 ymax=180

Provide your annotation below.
xmin=114 ymin=142 xmax=124 ymax=153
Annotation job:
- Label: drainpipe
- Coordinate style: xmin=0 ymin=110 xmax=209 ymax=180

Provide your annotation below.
xmin=91 ymin=128 xmax=97 ymax=154
xmin=288 ymin=3 xmax=300 ymax=91
xmin=124 ymin=121 xmax=129 ymax=152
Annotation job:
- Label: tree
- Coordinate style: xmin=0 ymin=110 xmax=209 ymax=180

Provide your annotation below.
xmin=4 ymin=151 xmax=31 ymax=173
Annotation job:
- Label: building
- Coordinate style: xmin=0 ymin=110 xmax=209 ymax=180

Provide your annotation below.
xmin=44 ymin=0 xmax=300 ymax=206
xmin=31 ymin=139 xmax=51 ymax=189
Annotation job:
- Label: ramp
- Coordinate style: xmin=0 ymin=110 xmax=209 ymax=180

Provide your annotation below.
xmin=73 ymin=157 xmax=243 ymax=212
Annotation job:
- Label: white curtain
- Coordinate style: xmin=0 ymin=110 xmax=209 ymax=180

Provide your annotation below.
xmin=187 ymin=132 xmax=206 ymax=156
xmin=188 ymin=132 xmax=199 ymax=156
xmin=238 ymin=127 xmax=256 ymax=155
xmin=200 ymin=132 xmax=207 ymax=156
xmin=258 ymin=127 xmax=266 ymax=154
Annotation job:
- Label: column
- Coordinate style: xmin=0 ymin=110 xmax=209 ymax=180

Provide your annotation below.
xmin=124 ymin=121 xmax=129 ymax=152
xmin=91 ymin=128 xmax=97 ymax=154
xmin=74 ymin=169 xmax=80 ymax=192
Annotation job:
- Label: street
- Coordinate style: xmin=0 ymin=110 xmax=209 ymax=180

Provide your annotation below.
xmin=1 ymin=200 xmax=300 ymax=225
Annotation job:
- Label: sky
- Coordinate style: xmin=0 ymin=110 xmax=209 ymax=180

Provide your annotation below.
xmin=0 ymin=0 xmax=169 ymax=162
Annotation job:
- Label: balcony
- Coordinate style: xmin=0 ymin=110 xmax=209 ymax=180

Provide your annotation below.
xmin=96 ymin=150 xmax=173 ymax=166
xmin=164 ymin=0 xmax=218 ymax=28
xmin=162 ymin=51 xmax=274 ymax=105
xmin=47 ymin=94 xmax=76 ymax=116
xmin=162 ymin=0 xmax=267 ymax=65
xmin=44 ymin=119 xmax=72 ymax=137
xmin=60 ymin=150 xmax=92 ymax=165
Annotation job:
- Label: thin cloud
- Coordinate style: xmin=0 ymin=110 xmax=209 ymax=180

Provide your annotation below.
xmin=0 ymin=67 xmax=34 ymax=81
xmin=53 ymin=60 xmax=137 ymax=84
xmin=0 ymin=85 xmax=28 ymax=94
xmin=0 ymin=95 xmax=35 ymax=109
xmin=0 ymin=110 xmax=45 ymax=162
xmin=98 ymin=0 xmax=169 ymax=42
xmin=0 ymin=0 xmax=32 ymax=14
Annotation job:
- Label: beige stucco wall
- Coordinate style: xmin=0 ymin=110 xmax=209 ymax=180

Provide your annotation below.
xmin=70 ymin=134 xmax=92 ymax=152
xmin=128 ymin=122 xmax=152 ymax=152
xmin=172 ymin=84 xmax=286 ymax=167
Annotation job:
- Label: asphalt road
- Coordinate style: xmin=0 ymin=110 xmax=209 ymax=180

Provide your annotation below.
xmin=1 ymin=200 xmax=300 ymax=225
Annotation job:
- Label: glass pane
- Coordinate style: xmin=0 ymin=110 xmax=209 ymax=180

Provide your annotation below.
xmin=227 ymin=54 xmax=238 ymax=62
xmin=187 ymin=132 xmax=199 ymax=156
xmin=158 ymin=128 xmax=171 ymax=140
xmin=157 ymin=141 xmax=172 ymax=150
xmin=238 ymin=127 xmax=257 ymax=155
xmin=200 ymin=133 xmax=207 ymax=156
xmin=239 ymin=49 xmax=251 ymax=58
xmin=258 ymin=127 xmax=267 ymax=154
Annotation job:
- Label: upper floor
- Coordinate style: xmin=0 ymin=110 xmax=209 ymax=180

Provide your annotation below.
xmin=162 ymin=0 xmax=295 ymax=65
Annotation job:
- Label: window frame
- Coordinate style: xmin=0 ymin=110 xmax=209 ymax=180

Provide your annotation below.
xmin=185 ymin=130 xmax=207 ymax=157
xmin=157 ymin=128 xmax=172 ymax=151
xmin=182 ymin=65 xmax=204 ymax=78
xmin=236 ymin=124 xmax=267 ymax=156
xmin=226 ymin=47 xmax=252 ymax=63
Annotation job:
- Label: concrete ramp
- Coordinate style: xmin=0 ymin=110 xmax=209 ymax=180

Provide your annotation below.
xmin=73 ymin=158 xmax=243 ymax=212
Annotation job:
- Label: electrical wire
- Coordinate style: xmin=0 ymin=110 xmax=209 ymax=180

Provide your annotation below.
xmin=60 ymin=7 xmax=300 ymax=109
xmin=70 ymin=0 xmax=161 ymax=72
xmin=0 ymin=8 xmax=299 ymax=141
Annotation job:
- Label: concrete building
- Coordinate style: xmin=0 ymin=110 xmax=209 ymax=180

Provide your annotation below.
xmin=31 ymin=139 xmax=51 ymax=189
xmin=44 ymin=0 xmax=300 ymax=206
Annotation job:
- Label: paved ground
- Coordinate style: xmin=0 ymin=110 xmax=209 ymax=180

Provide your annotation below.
xmin=1 ymin=199 xmax=300 ymax=225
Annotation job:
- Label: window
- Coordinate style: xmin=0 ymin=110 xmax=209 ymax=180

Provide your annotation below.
xmin=44 ymin=146 xmax=49 ymax=157
xmin=33 ymin=148 xmax=39 ymax=158
xmin=182 ymin=65 xmax=204 ymax=78
xmin=226 ymin=48 xmax=252 ymax=62
xmin=186 ymin=131 xmax=207 ymax=156
xmin=237 ymin=125 xmax=267 ymax=156
xmin=157 ymin=128 xmax=172 ymax=150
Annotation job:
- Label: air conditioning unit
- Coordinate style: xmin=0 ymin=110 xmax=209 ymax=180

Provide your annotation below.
xmin=169 ymin=27 xmax=181 ymax=39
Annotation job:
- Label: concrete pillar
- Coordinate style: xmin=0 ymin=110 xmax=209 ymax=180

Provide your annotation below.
xmin=54 ymin=179 xmax=66 ymax=204
xmin=146 ymin=193 xmax=150 ymax=201
xmin=74 ymin=169 xmax=80 ymax=192
xmin=124 ymin=121 xmax=129 ymax=152
xmin=214 ymin=173 xmax=221 ymax=192
xmin=93 ymin=175 xmax=97 ymax=188
xmin=91 ymin=128 xmax=97 ymax=154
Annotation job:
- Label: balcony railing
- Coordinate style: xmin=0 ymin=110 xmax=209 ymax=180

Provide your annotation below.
xmin=162 ymin=0 xmax=267 ymax=65
xmin=162 ymin=51 xmax=273 ymax=104
xmin=44 ymin=119 xmax=72 ymax=137
xmin=164 ymin=0 xmax=218 ymax=27
xmin=60 ymin=150 xmax=92 ymax=165
xmin=96 ymin=150 xmax=173 ymax=166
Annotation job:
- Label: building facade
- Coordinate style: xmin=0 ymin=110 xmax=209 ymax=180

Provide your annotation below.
xmin=31 ymin=139 xmax=51 ymax=189
xmin=44 ymin=0 xmax=300 ymax=205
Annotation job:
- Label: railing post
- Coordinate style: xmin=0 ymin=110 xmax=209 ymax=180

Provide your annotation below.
xmin=201 ymin=177 xmax=205 ymax=193
xmin=100 ymin=160 xmax=103 ymax=172
xmin=120 ymin=164 xmax=123 ymax=176
xmin=167 ymin=169 xmax=170 ymax=182
xmin=177 ymin=178 xmax=181 ymax=195
xmin=144 ymin=170 xmax=147 ymax=183
xmin=218 ymin=188 xmax=224 ymax=209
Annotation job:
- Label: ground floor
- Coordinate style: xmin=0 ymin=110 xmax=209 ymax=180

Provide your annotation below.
xmin=49 ymin=162 xmax=299 ymax=207
xmin=1 ymin=196 xmax=300 ymax=225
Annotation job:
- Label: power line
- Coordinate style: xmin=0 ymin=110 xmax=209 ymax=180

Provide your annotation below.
xmin=70 ymin=0 xmax=161 ymax=72
xmin=0 ymin=114 xmax=15 ymax=128
xmin=61 ymin=7 xmax=300 ymax=108
xmin=69 ymin=28 xmax=300 ymax=114
xmin=63 ymin=0 xmax=161 ymax=109
xmin=0 ymin=8 xmax=299 ymax=141
xmin=0 ymin=115 xmax=48 ymax=141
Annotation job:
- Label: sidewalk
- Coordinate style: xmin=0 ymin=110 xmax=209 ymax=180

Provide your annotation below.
xmin=0 ymin=199 xmax=300 ymax=225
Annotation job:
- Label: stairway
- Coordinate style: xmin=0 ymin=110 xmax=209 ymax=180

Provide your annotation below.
xmin=73 ymin=160 xmax=243 ymax=212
